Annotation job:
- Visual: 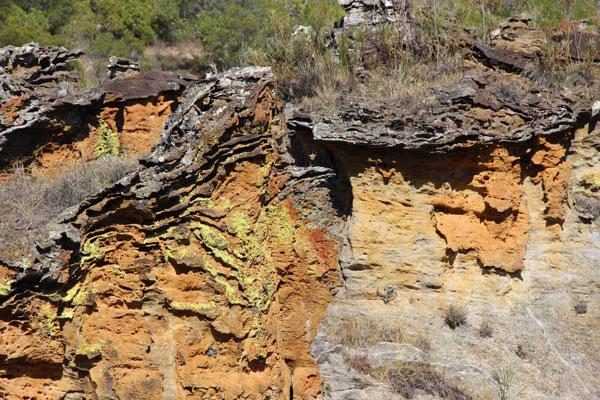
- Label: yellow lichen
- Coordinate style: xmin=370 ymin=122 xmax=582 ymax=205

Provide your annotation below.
xmin=63 ymin=282 xmax=81 ymax=302
xmin=76 ymin=339 xmax=106 ymax=356
xmin=170 ymin=300 xmax=216 ymax=314
xmin=59 ymin=309 xmax=74 ymax=320
xmin=94 ymin=120 xmax=120 ymax=158
xmin=38 ymin=303 xmax=59 ymax=337
xmin=0 ymin=279 xmax=13 ymax=297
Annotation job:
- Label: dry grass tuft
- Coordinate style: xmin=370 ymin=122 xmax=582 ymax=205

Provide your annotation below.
xmin=321 ymin=314 xmax=403 ymax=348
xmin=348 ymin=352 xmax=372 ymax=374
xmin=320 ymin=312 xmax=433 ymax=354
xmin=574 ymin=302 xmax=588 ymax=314
xmin=479 ymin=318 xmax=494 ymax=338
xmin=523 ymin=42 xmax=600 ymax=106
xmin=444 ymin=304 xmax=467 ymax=329
xmin=373 ymin=362 xmax=474 ymax=400
xmin=0 ymin=156 xmax=138 ymax=263
xmin=246 ymin=13 xmax=464 ymax=115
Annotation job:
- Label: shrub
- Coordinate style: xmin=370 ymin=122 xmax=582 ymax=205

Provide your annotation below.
xmin=489 ymin=74 xmax=528 ymax=104
xmin=444 ymin=304 xmax=467 ymax=329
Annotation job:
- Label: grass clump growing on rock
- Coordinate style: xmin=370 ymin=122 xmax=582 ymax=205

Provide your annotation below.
xmin=492 ymin=366 xmax=515 ymax=400
xmin=444 ymin=304 xmax=467 ymax=329
xmin=321 ymin=313 xmax=433 ymax=352
xmin=479 ymin=318 xmax=494 ymax=338
xmin=348 ymin=352 xmax=372 ymax=374
xmin=372 ymin=361 xmax=474 ymax=400
xmin=321 ymin=314 xmax=403 ymax=348
xmin=0 ymin=156 xmax=138 ymax=264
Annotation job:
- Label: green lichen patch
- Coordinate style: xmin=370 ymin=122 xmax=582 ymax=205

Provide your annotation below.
xmin=0 ymin=279 xmax=14 ymax=297
xmin=230 ymin=211 xmax=263 ymax=261
xmin=59 ymin=309 xmax=75 ymax=320
xmin=170 ymin=300 xmax=216 ymax=315
xmin=63 ymin=282 xmax=89 ymax=306
xmin=62 ymin=282 xmax=81 ymax=302
xmin=94 ymin=120 xmax=120 ymax=158
xmin=194 ymin=225 xmax=240 ymax=271
xmin=215 ymin=276 xmax=243 ymax=305
xmin=38 ymin=302 xmax=59 ymax=337
xmin=265 ymin=203 xmax=297 ymax=246
xmin=196 ymin=225 xmax=228 ymax=250
xmin=76 ymin=339 xmax=107 ymax=357
xmin=80 ymin=238 xmax=107 ymax=265
xmin=111 ymin=265 xmax=126 ymax=279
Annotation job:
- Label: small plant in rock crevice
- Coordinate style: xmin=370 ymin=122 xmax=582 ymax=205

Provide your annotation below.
xmin=444 ymin=304 xmax=467 ymax=329
xmin=574 ymin=302 xmax=587 ymax=314
xmin=479 ymin=318 xmax=493 ymax=338
xmin=492 ymin=366 xmax=514 ymax=400
xmin=516 ymin=344 xmax=526 ymax=359
xmin=348 ymin=352 xmax=372 ymax=374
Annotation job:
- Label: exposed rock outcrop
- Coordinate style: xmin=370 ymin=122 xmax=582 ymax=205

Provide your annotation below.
xmin=0 ymin=43 xmax=195 ymax=178
xmin=0 ymin=67 xmax=342 ymax=399
xmin=0 ymin=6 xmax=599 ymax=400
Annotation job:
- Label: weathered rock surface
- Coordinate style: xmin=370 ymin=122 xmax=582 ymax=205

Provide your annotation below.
xmin=0 ymin=67 xmax=342 ymax=399
xmin=0 ymin=43 xmax=194 ymax=177
xmin=489 ymin=15 xmax=545 ymax=57
xmin=0 ymin=5 xmax=599 ymax=400
xmin=338 ymin=0 xmax=410 ymax=27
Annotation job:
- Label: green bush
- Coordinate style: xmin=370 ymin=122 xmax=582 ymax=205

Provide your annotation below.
xmin=0 ymin=2 xmax=55 ymax=46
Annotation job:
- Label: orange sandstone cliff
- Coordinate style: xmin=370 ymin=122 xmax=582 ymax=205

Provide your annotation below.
xmin=0 ymin=3 xmax=599 ymax=400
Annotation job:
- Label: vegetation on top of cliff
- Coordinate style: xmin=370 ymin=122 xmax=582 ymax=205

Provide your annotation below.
xmin=0 ymin=0 xmax=344 ymax=80
xmin=2 ymin=0 xmax=597 ymax=87
xmin=243 ymin=0 xmax=600 ymax=115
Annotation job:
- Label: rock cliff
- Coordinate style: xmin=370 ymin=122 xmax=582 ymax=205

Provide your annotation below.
xmin=0 ymin=2 xmax=599 ymax=400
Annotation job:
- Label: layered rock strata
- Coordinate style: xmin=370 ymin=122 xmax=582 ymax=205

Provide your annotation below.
xmin=0 ymin=67 xmax=342 ymax=399
xmin=0 ymin=43 xmax=194 ymax=177
xmin=0 ymin=4 xmax=599 ymax=400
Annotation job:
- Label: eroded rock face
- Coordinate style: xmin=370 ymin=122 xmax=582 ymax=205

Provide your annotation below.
xmin=0 ymin=68 xmax=342 ymax=399
xmin=0 ymin=43 xmax=194 ymax=178
xmin=489 ymin=15 xmax=545 ymax=56
xmin=310 ymin=125 xmax=599 ymax=399
xmin=338 ymin=0 xmax=410 ymax=27
xmin=0 ymin=12 xmax=599 ymax=400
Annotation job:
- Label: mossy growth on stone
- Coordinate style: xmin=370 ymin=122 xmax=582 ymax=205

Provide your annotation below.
xmin=0 ymin=279 xmax=13 ymax=297
xmin=76 ymin=339 xmax=107 ymax=357
xmin=38 ymin=302 xmax=59 ymax=337
xmin=94 ymin=120 xmax=120 ymax=158
xmin=170 ymin=300 xmax=216 ymax=315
